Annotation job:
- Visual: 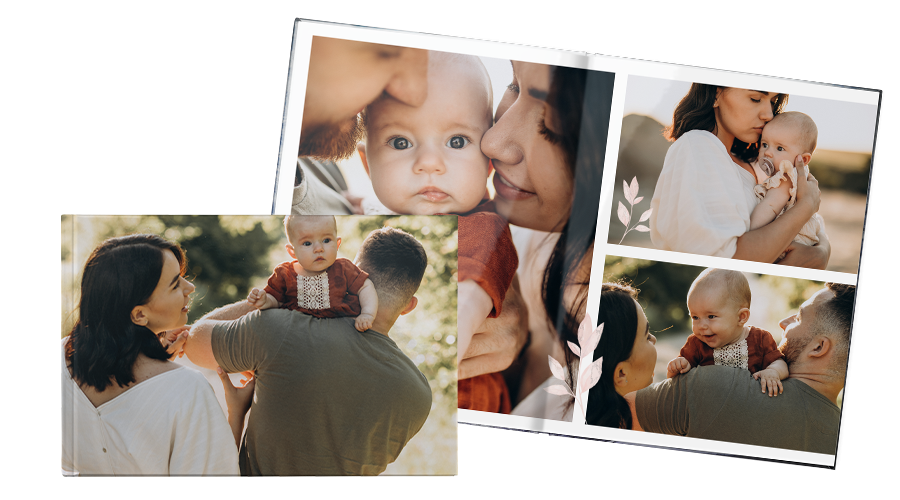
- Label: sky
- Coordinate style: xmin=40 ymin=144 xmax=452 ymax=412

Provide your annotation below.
xmin=623 ymin=76 xmax=878 ymax=153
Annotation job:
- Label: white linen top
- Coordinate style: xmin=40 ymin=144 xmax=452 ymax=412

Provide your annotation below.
xmin=510 ymin=376 xmax=574 ymax=422
xmin=61 ymin=338 xmax=239 ymax=476
xmin=649 ymin=130 xmax=759 ymax=258
xmin=508 ymin=226 xmax=573 ymax=422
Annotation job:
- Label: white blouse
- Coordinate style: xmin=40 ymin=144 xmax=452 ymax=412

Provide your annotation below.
xmin=510 ymin=376 xmax=574 ymax=422
xmin=61 ymin=338 xmax=239 ymax=476
xmin=649 ymin=130 xmax=759 ymax=258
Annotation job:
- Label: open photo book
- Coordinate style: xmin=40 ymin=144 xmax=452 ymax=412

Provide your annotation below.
xmin=274 ymin=18 xmax=880 ymax=468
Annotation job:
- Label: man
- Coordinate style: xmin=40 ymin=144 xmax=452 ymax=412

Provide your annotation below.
xmin=290 ymin=36 xmax=527 ymax=394
xmin=293 ymin=37 xmax=428 ymax=214
xmin=184 ymin=227 xmax=432 ymax=475
xmin=627 ymin=283 xmax=854 ymax=455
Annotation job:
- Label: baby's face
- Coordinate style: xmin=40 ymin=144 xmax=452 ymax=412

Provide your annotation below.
xmin=759 ymin=120 xmax=806 ymax=172
xmin=363 ymin=58 xmax=492 ymax=214
xmin=287 ymin=218 xmax=340 ymax=276
xmin=687 ymin=285 xmax=748 ymax=349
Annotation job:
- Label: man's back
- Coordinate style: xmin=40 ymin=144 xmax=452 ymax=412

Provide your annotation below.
xmin=636 ymin=365 xmax=840 ymax=454
xmin=212 ymin=309 xmax=432 ymax=475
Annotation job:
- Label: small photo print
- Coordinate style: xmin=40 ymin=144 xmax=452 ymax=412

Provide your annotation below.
xmin=589 ymin=255 xmax=851 ymax=460
xmin=609 ymin=76 xmax=877 ymax=274
xmin=61 ymin=215 xmax=457 ymax=475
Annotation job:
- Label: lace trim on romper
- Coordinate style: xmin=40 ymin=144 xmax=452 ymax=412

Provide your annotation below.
xmin=713 ymin=340 xmax=749 ymax=370
xmin=296 ymin=272 xmax=331 ymax=310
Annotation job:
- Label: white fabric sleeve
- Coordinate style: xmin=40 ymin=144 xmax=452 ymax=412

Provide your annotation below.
xmin=649 ymin=132 xmax=753 ymax=258
xmin=167 ymin=371 xmax=240 ymax=475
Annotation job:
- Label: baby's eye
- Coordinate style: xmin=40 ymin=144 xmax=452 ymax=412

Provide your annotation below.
xmin=777 ymin=146 xmax=785 ymax=151
xmin=761 ymin=142 xmax=768 ymax=149
xmin=302 ymin=241 xmax=312 ymax=246
xmin=388 ymin=137 xmax=411 ymax=150
xmin=708 ymin=315 xmax=716 ymax=319
xmin=446 ymin=136 xmax=470 ymax=149
xmin=323 ymin=238 xmax=331 ymax=243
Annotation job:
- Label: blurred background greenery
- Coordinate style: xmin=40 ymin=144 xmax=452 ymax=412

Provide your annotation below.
xmin=601 ymin=255 xmax=843 ymax=406
xmin=61 ymin=215 xmax=458 ymax=475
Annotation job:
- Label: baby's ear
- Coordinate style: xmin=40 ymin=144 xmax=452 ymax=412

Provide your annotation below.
xmin=801 ymin=153 xmax=812 ymax=166
xmin=738 ymin=307 xmax=750 ymax=324
xmin=336 ymin=237 xmax=342 ymax=250
xmin=285 ymin=243 xmax=296 ymax=260
xmin=357 ymin=142 xmax=370 ymax=177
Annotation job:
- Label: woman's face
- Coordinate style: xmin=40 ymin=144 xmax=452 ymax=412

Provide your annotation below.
xmin=481 ymin=61 xmax=573 ymax=231
xmin=616 ymin=300 xmax=657 ymax=396
xmin=138 ymin=249 xmax=195 ymax=333
xmin=713 ymin=88 xmax=779 ymax=147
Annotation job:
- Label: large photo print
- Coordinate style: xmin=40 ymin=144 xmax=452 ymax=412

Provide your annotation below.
xmin=291 ymin=36 xmax=615 ymax=421
xmin=61 ymin=215 xmax=457 ymax=475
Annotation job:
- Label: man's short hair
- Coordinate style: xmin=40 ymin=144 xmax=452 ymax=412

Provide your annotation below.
xmin=815 ymin=283 xmax=855 ymax=371
xmin=355 ymin=227 xmax=427 ymax=314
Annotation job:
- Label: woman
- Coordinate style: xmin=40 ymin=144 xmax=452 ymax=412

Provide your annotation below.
xmin=649 ymin=85 xmax=830 ymax=268
xmin=584 ymin=283 xmax=657 ymax=428
xmin=466 ymin=61 xmax=612 ymax=418
xmin=62 ymin=234 xmax=251 ymax=475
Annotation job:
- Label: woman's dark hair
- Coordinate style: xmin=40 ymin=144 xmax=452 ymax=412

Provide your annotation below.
xmin=664 ymin=84 xmax=788 ymax=163
xmin=540 ymin=67 xmax=615 ymax=406
xmin=65 ymin=234 xmax=187 ymax=392
xmin=584 ymin=283 xmax=640 ymax=429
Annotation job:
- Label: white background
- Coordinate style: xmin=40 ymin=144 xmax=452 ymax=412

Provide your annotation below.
xmin=0 ymin=0 xmax=900 ymax=500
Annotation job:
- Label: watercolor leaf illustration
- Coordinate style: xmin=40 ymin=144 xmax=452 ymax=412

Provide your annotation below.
xmin=617 ymin=176 xmax=652 ymax=244
xmin=545 ymin=313 xmax=605 ymax=418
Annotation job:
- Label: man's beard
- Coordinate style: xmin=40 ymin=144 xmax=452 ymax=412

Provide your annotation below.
xmin=779 ymin=333 xmax=813 ymax=365
xmin=297 ymin=115 xmax=364 ymax=161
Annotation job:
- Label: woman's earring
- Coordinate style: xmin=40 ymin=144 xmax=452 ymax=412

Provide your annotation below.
xmin=713 ymin=99 xmax=718 ymax=108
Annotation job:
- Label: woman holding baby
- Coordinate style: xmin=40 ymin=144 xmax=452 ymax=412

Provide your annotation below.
xmin=649 ymin=85 xmax=830 ymax=269
xmin=62 ymin=234 xmax=253 ymax=475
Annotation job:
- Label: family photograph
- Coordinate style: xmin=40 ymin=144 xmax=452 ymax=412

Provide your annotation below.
xmin=292 ymin=36 xmax=616 ymax=420
xmin=588 ymin=256 xmax=853 ymax=455
xmin=61 ymin=215 xmax=457 ymax=475
xmin=609 ymin=76 xmax=877 ymax=274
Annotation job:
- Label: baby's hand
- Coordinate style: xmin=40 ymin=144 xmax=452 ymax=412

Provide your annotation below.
xmin=355 ymin=313 xmax=375 ymax=332
xmin=247 ymin=288 xmax=271 ymax=310
xmin=159 ymin=326 xmax=190 ymax=360
xmin=753 ymin=368 xmax=784 ymax=397
xmin=666 ymin=357 xmax=691 ymax=378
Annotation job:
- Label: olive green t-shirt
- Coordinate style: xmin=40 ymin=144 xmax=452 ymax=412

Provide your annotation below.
xmin=636 ymin=365 xmax=840 ymax=455
xmin=212 ymin=309 xmax=432 ymax=475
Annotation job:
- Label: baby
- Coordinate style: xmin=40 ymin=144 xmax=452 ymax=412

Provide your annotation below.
xmin=667 ymin=268 xmax=788 ymax=397
xmin=749 ymin=111 xmax=826 ymax=249
xmin=357 ymin=51 xmax=518 ymax=413
xmin=247 ymin=215 xmax=378 ymax=333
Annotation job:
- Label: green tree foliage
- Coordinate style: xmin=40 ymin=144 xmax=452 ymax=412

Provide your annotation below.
xmin=603 ymin=256 xmax=703 ymax=337
xmin=603 ymin=256 xmax=823 ymax=339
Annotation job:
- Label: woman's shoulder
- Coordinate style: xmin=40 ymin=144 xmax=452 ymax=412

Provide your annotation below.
xmin=670 ymin=129 xmax=724 ymax=153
